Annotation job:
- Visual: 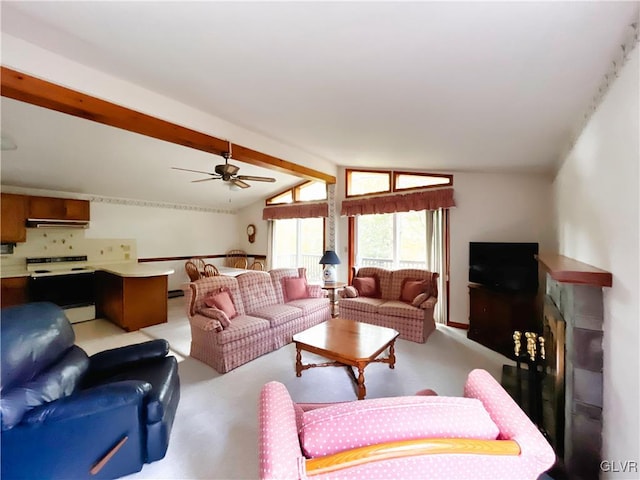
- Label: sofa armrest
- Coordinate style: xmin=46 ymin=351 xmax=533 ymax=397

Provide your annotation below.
xmin=88 ymin=339 xmax=169 ymax=375
xmin=464 ymin=369 xmax=555 ymax=469
xmin=305 ymin=438 xmax=521 ymax=476
xmin=259 ymin=382 xmax=305 ymax=480
xmin=20 ymin=380 xmax=151 ymax=426
xmin=419 ymin=296 xmax=438 ymax=309
xmin=189 ymin=312 xmax=223 ymax=332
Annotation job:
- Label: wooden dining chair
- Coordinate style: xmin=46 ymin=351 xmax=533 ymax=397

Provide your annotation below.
xmin=233 ymin=258 xmax=249 ymax=269
xmin=203 ymin=263 xmax=220 ymax=277
xmin=185 ymin=261 xmax=201 ymax=281
xmin=190 ymin=258 xmax=205 ymax=271
xmin=226 ymin=249 xmax=248 ymax=268
xmin=249 ymin=260 xmax=264 ymax=271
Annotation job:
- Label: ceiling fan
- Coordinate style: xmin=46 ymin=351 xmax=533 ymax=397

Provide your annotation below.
xmin=172 ymin=145 xmax=276 ymax=189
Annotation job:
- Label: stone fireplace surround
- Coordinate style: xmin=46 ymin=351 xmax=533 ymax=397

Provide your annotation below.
xmin=538 ymin=254 xmax=612 ymax=480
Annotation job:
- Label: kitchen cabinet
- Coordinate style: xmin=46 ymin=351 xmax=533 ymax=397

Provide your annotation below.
xmin=467 ymin=283 xmax=537 ymax=359
xmin=1 ymin=277 xmax=29 ymax=308
xmin=95 ymin=270 xmax=168 ymax=331
xmin=1 ymin=193 xmax=27 ymax=243
xmin=28 ymin=196 xmax=90 ymax=221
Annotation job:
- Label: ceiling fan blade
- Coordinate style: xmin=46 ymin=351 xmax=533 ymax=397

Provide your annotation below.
xmin=191 ymin=177 xmax=219 ymax=183
xmin=232 ymin=178 xmax=251 ymax=189
xmin=172 ymin=167 xmax=214 ymax=176
xmin=237 ymin=175 xmax=276 ymax=183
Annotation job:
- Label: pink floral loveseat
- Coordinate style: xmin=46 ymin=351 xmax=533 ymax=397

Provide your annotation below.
xmin=185 ymin=268 xmax=330 ymax=373
xmin=338 ymin=267 xmax=439 ymax=343
xmin=259 ymin=369 xmax=555 ymax=480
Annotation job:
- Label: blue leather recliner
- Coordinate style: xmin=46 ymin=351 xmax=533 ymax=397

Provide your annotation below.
xmin=0 ymin=302 xmax=180 ymax=479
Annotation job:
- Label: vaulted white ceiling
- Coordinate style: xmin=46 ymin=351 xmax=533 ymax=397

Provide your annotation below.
xmin=1 ymin=2 xmax=638 ymax=208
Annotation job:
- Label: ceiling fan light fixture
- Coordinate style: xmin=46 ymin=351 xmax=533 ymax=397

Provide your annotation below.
xmin=172 ymin=144 xmax=276 ymax=189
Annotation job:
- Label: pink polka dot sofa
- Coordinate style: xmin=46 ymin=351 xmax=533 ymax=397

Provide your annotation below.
xmin=259 ymin=369 xmax=555 ymax=480
xmin=338 ymin=267 xmax=439 ymax=343
xmin=185 ymin=268 xmax=330 ymax=373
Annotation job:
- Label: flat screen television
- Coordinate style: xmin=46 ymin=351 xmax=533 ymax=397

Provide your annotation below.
xmin=469 ymin=242 xmax=539 ymax=293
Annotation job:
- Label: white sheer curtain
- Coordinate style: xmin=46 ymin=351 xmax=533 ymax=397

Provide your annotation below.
xmin=426 ymin=208 xmax=447 ymax=325
xmin=265 ymin=220 xmax=274 ymax=271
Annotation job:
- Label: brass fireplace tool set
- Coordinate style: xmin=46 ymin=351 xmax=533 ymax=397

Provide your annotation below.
xmin=513 ymin=330 xmax=546 ymax=425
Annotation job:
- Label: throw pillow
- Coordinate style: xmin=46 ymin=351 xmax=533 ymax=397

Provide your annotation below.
xmin=198 ymin=306 xmax=231 ymax=328
xmin=284 ymin=277 xmax=308 ymax=301
xmin=342 ymin=286 xmax=359 ymax=298
xmin=204 ymin=289 xmax=237 ymax=319
xmin=411 ymin=292 xmax=429 ymax=307
xmin=401 ymin=279 xmax=428 ymax=303
xmin=352 ymin=276 xmax=378 ymax=297
xmin=299 ymin=395 xmax=500 ymax=458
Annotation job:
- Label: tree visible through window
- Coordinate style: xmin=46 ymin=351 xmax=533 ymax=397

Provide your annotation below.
xmin=356 ymin=211 xmax=427 ymax=269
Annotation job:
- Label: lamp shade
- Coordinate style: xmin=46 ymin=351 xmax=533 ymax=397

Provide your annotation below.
xmin=319 ymin=250 xmax=341 ymax=265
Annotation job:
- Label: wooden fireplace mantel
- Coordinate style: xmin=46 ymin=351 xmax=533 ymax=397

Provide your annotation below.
xmin=537 ymin=254 xmax=612 ymax=288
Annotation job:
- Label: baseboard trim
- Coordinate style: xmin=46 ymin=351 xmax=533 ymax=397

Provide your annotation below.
xmin=447 ymin=321 xmax=469 ymax=330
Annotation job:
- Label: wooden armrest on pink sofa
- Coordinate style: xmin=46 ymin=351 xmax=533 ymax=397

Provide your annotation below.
xmin=305 ymin=438 xmax=521 ymax=476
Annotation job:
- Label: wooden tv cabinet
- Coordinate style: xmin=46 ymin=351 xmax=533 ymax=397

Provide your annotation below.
xmin=467 ymin=283 xmax=537 ymax=359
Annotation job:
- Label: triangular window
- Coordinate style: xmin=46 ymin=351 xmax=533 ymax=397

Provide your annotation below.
xmin=394 ymin=171 xmax=452 ymax=191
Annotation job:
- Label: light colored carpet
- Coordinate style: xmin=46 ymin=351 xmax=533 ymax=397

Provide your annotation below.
xmin=76 ymin=298 xmax=513 ymax=479
xmin=74 ymin=319 xmax=153 ymax=356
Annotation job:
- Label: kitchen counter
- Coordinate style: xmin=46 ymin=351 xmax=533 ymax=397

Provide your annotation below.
xmin=95 ymin=262 xmax=174 ymax=277
xmin=0 ymin=262 xmax=174 ymax=279
xmin=0 ymin=268 xmax=30 ymax=279
xmin=1 ymin=260 xmax=174 ymax=321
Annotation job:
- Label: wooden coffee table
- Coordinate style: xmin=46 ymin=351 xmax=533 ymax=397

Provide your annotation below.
xmin=293 ymin=318 xmax=400 ymax=400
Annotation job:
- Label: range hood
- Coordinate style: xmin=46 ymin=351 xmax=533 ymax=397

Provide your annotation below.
xmin=26 ymin=218 xmax=90 ymax=229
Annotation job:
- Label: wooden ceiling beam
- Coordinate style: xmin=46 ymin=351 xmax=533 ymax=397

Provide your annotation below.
xmin=0 ymin=66 xmax=336 ymax=184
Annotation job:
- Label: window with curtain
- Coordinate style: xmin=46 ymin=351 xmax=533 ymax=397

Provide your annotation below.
xmin=344 ymin=169 xmax=453 ymax=325
xmin=352 ymin=209 xmax=449 ymax=324
xmin=271 ymin=217 xmax=325 ymax=282
xmin=355 ymin=211 xmax=427 ymax=269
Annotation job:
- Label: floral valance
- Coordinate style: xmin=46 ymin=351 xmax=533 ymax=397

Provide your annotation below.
xmin=263 ymin=202 xmax=329 ymax=220
xmin=341 ymin=188 xmax=455 ymax=217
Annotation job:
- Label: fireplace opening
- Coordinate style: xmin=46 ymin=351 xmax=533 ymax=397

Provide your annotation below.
xmin=541 ymin=297 xmax=566 ymax=456
xmin=501 ymin=297 xmax=566 ymax=461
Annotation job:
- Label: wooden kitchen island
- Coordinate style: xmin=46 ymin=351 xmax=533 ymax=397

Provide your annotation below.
xmin=95 ymin=263 xmax=174 ymax=331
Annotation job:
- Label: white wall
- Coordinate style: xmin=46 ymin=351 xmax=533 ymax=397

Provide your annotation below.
xmin=553 ymin=49 xmax=639 ymax=476
xmin=87 ymin=202 xmax=241 ymax=290
xmin=236 ymin=201 xmax=270 ymax=266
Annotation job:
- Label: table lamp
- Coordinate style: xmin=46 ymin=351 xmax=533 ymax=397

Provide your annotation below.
xmin=319 ymin=250 xmax=341 ymax=283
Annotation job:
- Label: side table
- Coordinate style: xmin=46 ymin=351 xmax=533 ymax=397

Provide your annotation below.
xmin=323 ymin=281 xmax=346 ymax=318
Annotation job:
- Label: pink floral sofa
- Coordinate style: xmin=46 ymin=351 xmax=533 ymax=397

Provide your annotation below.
xmin=259 ymin=369 xmax=555 ymax=480
xmin=338 ymin=267 xmax=439 ymax=343
xmin=185 ymin=268 xmax=330 ymax=373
